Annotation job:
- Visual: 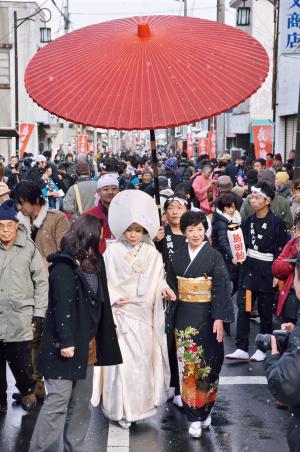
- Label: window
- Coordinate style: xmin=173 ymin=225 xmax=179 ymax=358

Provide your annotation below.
xmin=0 ymin=49 xmax=10 ymax=87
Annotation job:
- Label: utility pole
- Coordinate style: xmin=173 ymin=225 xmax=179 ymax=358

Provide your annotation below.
xmin=183 ymin=0 xmax=187 ymax=17
xmin=272 ymin=0 xmax=279 ymax=152
xmin=216 ymin=0 xmax=225 ymax=156
xmin=13 ymin=11 xmax=19 ymax=156
xmin=294 ymin=85 xmax=300 ymax=178
xmin=63 ymin=0 xmax=70 ymax=154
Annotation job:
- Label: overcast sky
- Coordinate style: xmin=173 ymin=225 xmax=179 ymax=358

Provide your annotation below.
xmin=15 ymin=0 xmax=236 ymax=36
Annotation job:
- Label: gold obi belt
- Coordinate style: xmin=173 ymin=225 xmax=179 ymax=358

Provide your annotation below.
xmin=178 ymin=276 xmax=212 ymax=303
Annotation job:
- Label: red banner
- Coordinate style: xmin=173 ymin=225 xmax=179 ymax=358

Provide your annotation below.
xmin=252 ymin=125 xmax=272 ymax=159
xmin=87 ymin=142 xmax=94 ymax=154
xmin=197 ymin=137 xmax=207 ymax=155
xmin=77 ymin=135 xmax=88 ymax=154
xmin=207 ymin=131 xmax=216 ymax=159
xmin=19 ymin=123 xmax=35 ymax=158
xmin=187 ymin=136 xmax=194 ymax=159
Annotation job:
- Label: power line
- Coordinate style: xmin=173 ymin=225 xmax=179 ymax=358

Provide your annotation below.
xmin=70 ymin=5 xmax=217 ymax=16
xmin=0 ymin=0 xmax=49 ymax=43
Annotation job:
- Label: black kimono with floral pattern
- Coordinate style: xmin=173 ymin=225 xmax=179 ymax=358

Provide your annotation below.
xmin=167 ymin=242 xmax=234 ymax=422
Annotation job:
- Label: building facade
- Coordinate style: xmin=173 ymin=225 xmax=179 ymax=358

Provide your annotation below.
xmin=274 ymin=0 xmax=300 ymax=158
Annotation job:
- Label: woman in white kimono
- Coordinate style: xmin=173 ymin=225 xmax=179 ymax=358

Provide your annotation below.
xmin=95 ymin=190 xmax=176 ymax=429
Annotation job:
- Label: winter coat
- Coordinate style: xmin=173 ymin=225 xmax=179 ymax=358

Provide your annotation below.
xmin=192 ymin=175 xmax=217 ymax=214
xmin=0 ymin=226 xmax=48 ymax=342
xmin=178 ymin=160 xmax=194 ymax=181
xmin=63 ymin=176 xmax=97 ymax=218
xmin=211 ymin=211 xmax=239 ymax=282
xmin=272 ymin=237 xmax=299 ymax=316
xmin=266 ymin=318 xmax=300 ymax=412
xmin=241 ymin=193 xmax=293 ymax=230
xmin=18 ymin=205 xmax=69 ymax=266
xmin=165 ymin=171 xmax=178 ymax=190
xmin=38 ymin=253 xmax=122 ymax=380
xmin=27 ymin=165 xmax=44 ymax=187
xmin=225 ymin=161 xmax=237 ymax=185
xmin=276 ymin=186 xmax=291 ymax=201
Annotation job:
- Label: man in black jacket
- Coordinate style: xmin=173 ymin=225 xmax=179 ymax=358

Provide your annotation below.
xmin=267 ymin=252 xmax=300 ymax=452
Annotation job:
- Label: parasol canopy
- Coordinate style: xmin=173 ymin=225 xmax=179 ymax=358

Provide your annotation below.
xmin=108 ymin=190 xmax=160 ymax=239
xmin=25 ymin=15 xmax=269 ymax=130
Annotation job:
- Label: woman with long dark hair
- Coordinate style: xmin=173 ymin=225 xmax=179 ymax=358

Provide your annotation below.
xmin=29 ymin=214 xmax=122 ymax=452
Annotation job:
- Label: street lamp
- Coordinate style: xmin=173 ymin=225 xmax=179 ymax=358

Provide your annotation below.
xmin=237 ymin=0 xmax=250 ymax=26
xmin=13 ymin=7 xmax=52 ymax=156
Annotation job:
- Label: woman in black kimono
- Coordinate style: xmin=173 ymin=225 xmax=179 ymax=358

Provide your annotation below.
xmin=167 ymin=211 xmax=234 ymax=438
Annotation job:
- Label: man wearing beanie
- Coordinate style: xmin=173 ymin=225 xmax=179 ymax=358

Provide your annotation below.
xmin=85 ymin=173 xmax=119 ymax=253
xmin=241 ymin=170 xmax=293 ymax=229
xmin=0 ymin=200 xmax=48 ymax=412
xmin=63 ymin=162 xmax=97 ymax=220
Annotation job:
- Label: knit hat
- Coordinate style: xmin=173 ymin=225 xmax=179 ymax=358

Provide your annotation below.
xmin=97 ymin=173 xmax=119 ymax=190
xmin=274 ymin=153 xmax=283 ymax=162
xmin=164 ymin=157 xmax=177 ymax=172
xmin=216 ymin=175 xmax=233 ymax=192
xmin=275 ymin=171 xmax=289 ymax=185
xmin=257 ymin=169 xmax=275 ymax=187
xmin=35 ymin=154 xmax=47 ymax=163
xmin=0 ymin=182 xmax=10 ymax=197
xmin=0 ymin=199 xmax=18 ymax=222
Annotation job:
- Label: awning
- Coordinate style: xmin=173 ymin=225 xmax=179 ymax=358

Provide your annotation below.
xmin=250 ymin=119 xmax=273 ymax=143
xmin=0 ymin=127 xmax=19 ymax=138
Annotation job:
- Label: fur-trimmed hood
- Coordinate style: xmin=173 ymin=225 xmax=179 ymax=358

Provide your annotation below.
xmin=17 ymin=204 xmax=48 ymax=237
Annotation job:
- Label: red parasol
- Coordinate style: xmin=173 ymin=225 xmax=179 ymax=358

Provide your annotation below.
xmin=25 ymin=15 xmax=269 ymax=218
xmin=25 ymin=15 xmax=269 ymax=131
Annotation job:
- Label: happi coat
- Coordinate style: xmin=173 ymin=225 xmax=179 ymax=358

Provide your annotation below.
xmin=97 ymin=238 xmax=170 ymax=422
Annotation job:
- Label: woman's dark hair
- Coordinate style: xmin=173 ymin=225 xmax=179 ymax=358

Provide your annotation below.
xmin=0 ymin=162 xmax=4 ymax=181
xmin=282 ymin=163 xmax=294 ymax=181
xmin=218 ymin=192 xmax=238 ymax=211
xmin=60 ymin=214 xmax=103 ymax=272
xmin=180 ymin=211 xmax=208 ymax=234
xmin=12 ymin=181 xmax=46 ymax=206
xmin=293 ymin=178 xmax=300 ymax=190
xmin=254 ymin=182 xmax=275 ymax=201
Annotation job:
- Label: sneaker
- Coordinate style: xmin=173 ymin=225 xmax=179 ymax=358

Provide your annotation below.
xmin=173 ymin=395 xmax=183 ymax=408
xmin=201 ymin=415 xmax=211 ymax=429
xmin=250 ymin=350 xmax=266 ymax=362
xmin=225 ymin=349 xmax=249 ymax=360
xmin=21 ymin=393 xmax=37 ymax=411
xmin=189 ymin=421 xmax=202 ymax=438
xmin=118 ymin=419 xmax=131 ymax=429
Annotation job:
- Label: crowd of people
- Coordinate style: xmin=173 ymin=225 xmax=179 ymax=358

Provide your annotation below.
xmin=0 ymin=145 xmax=299 ymax=451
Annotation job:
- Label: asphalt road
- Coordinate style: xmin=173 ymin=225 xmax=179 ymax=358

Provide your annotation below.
xmin=0 ymin=318 xmax=290 ymax=452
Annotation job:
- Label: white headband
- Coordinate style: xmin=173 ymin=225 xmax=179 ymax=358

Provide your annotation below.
xmin=251 ymin=186 xmax=271 ymax=200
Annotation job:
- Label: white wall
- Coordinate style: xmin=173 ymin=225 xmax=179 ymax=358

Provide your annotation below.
xmin=0 ymin=1 xmax=53 ymax=160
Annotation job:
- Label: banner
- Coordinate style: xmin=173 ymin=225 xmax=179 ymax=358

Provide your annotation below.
xmin=197 ymin=137 xmax=207 ymax=155
xmin=252 ymin=125 xmax=272 ymax=159
xmin=19 ymin=123 xmax=35 ymax=158
xmin=207 ymin=131 xmax=216 ymax=159
xmin=187 ymin=136 xmax=194 ymax=159
xmin=87 ymin=142 xmax=94 ymax=154
xmin=77 ymin=134 xmax=88 ymax=154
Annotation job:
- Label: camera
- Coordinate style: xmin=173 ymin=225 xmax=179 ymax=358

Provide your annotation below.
xmin=255 ymin=329 xmax=290 ymax=354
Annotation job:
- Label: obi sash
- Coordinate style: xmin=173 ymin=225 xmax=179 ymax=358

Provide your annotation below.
xmin=177 ymin=276 xmax=212 ymax=303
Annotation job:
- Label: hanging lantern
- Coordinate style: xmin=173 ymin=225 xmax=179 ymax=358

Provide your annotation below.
xmin=237 ymin=0 xmax=250 ymax=26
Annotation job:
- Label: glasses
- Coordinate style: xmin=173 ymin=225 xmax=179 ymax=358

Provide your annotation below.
xmin=0 ymin=222 xmax=16 ymax=231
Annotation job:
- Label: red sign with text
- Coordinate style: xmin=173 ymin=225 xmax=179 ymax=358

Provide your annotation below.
xmin=187 ymin=136 xmax=194 ymax=159
xmin=207 ymin=131 xmax=216 ymax=159
xmin=77 ymin=135 xmax=88 ymax=154
xmin=197 ymin=137 xmax=207 ymax=155
xmin=19 ymin=123 xmax=35 ymax=158
xmin=252 ymin=125 xmax=272 ymax=159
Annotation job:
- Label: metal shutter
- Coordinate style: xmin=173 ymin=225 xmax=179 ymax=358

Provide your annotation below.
xmin=285 ymin=115 xmax=297 ymax=159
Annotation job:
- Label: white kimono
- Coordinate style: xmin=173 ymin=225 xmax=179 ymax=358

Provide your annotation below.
xmin=98 ymin=239 xmax=170 ymax=422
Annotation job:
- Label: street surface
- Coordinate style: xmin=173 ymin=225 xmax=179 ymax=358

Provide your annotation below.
xmin=0 ymin=319 xmax=290 ymax=452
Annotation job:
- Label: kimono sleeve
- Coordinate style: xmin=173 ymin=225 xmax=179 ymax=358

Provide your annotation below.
xmin=211 ymin=251 xmax=234 ymax=323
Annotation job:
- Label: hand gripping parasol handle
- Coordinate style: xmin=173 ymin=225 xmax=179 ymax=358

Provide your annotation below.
xmin=150 ymin=129 xmax=162 ymax=223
